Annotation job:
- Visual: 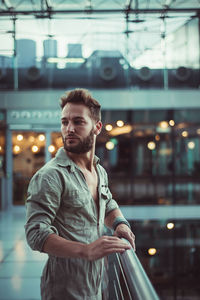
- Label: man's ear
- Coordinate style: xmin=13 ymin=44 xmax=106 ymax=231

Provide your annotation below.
xmin=94 ymin=121 xmax=102 ymax=136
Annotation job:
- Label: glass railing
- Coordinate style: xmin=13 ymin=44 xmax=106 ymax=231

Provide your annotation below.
xmin=103 ymin=238 xmax=160 ymax=300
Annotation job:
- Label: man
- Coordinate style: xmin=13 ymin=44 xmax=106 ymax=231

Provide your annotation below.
xmin=25 ymin=88 xmax=135 ymax=300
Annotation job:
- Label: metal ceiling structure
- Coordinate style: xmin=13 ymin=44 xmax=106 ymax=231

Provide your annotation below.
xmin=0 ymin=0 xmax=199 ymax=17
xmin=0 ymin=1 xmax=199 ymax=71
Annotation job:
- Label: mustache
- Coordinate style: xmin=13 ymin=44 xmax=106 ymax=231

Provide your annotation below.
xmin=64 ymin=134 xmax=80 ymax=140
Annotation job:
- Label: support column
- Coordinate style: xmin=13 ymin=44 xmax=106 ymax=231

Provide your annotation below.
xmin=12 ymin=17 xmax=18 ymax=90
xmin=45 ymin=131 xmax=51 ymax=163
xmin=5 ymin=128 xmax=13 ymax=209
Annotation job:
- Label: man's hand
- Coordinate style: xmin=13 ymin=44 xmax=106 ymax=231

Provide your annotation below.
xmin=114 ymin=224 xmax=136 ymax=251
xmin=85 ymin=236 xmax=131 ymax=261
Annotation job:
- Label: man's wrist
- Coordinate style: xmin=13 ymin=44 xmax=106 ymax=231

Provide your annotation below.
xmin=79 ymin=243 xmax=89 ymax=260
xmin=112 ymin=216 xmax=131 ymax=231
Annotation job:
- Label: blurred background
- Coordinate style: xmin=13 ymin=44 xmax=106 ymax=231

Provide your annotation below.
xmin=0 ymin=1 xmax=200 ymax=299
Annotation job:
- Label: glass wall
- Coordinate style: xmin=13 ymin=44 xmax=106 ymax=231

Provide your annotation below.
xmin=0 ymin=129 xmax=5 ymax=175
xmin=0 ymin=109 xmax=6 ymax=210
xmin=12 ymin=131 xmax=45 ymax=205
xmin=50 ymin=132 xmax=63 ymax=157
xmin=96 ymin=109 xmax=200 ymax=205
xmin=131 ymin=219 xmax=200 ymax=299
xmin=0 ymin=128 xmax=5 ymax=210
xmin=11 ymin=107 xmax=199 ymax=206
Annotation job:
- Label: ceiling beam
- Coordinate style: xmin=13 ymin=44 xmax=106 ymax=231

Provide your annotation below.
xmin=125 ymin=0 xmax=133 ymax=11
xmin=2 ymin=0 xmax=13 ymax=10
xmin=44 ymin=0 xmax=52 ymax=11
xmin=0 ymin=8 xmax=199 ymax=17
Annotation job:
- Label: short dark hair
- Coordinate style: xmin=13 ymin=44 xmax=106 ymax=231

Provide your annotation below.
xmin=60 ymin=88 xmax=101 ymax=122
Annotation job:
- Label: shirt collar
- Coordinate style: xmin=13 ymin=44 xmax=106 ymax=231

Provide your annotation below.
xmin=55 ymin=147 xmax=100 ymax=172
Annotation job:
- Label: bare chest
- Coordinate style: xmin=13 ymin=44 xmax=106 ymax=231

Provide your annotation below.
xmin=82 ymin=170 xmax=99 ymax=203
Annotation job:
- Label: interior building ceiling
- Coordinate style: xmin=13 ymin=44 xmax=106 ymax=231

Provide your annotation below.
xmin=0 ymin=0 xmax=199 ymax=16
xmin=0 ymin=1 xmax=199 ymax=68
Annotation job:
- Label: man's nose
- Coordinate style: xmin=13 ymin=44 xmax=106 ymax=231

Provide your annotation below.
xmin=66 ymin=122 xmax=75 ymax=133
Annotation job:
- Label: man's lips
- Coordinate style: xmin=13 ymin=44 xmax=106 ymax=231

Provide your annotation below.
xmin=65 ymin=136 xmax=79 ymax=140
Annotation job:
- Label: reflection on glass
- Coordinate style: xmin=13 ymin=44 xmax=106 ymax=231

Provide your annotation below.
xmin=116 ymin=120 xmax=124 ymax=127
xmin=13 ymin=145 xmax=21 ymax=154
xmin=109 ymin=125 xmax=132 ymax=136
xmin=159 ymin=121 xmax=169 ymax=129
xmin=106 ymin=141 xmax=115 ymax=150
xmin=0 ymin=128 xmax=5 ymax=207
xmin=147 ymin=141 xmax=156 ymax=150
xmin=167 ymin=222 xmax=175 ymax=230
xmin=15 ymin=240 xmax=25 ymax=260
xmin=16 ymin=134 xmax=23 ymax=141
xmin=132 ymin=219 xmax=200 ymax=299
xmin=51 ymin=132 xmax=63 ymax=157
xmin=105 ymin=124 xmax=113 ymax=131
xmin=31 ymin=145 xmax=39 ymax=153
xmin=0 ymin=243 xmax=3 ymax=261
xmin=169 ymin=119 xmax=175 ymax=126
xmin=38 ymin=134 xmax=45 ymax=141
xmin=188 ymin=141 xmax=195 ymax=149
xmin=11 ymin=275 xmax=22 ymax=291
xmin=48 ymin=144 xmax=56 ymax=153
xmin=148 ymin=248 xmax=157 ymax=256
xmin=12 ymin=131 xmax=45 ymax=205
xmin=97 ymin=109 xmax=200 ymax=206
xmin=182 ymin=130 xmax=188 ymax=137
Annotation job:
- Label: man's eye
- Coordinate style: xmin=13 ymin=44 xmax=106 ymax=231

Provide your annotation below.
xmin=62 ymin=121 xmax=68 ymax=126
xmin=75 ymin=120 xmax=84 ymax=125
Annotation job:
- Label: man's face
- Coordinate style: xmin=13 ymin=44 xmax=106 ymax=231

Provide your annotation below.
xmin=61 ymin=103 xmax=100 ymax=154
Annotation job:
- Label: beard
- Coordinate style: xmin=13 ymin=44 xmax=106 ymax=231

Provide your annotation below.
xmin=62 ymin=129 xmax=94 ymax=154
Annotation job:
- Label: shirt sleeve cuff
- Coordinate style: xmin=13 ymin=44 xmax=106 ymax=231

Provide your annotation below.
xmin=25 ymin=222 xmax=59 ymax=252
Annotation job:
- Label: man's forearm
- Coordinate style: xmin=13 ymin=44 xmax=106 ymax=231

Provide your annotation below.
xmin=105 ymin=209 xmax=135 ymax=250
xmin=104 ymin=208 xmax=124 ymax=228
xmin=42 ymin=232 xmax=131 ymax=261
xmin=42 ymin=233 xmax=87 ymax=259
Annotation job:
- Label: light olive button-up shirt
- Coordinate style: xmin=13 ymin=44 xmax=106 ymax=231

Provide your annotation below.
xmin=25 ymin=147 xmax=119 ymax=300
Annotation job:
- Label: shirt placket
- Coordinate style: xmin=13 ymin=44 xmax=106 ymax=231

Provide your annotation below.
xmin=77 ymin=167 xmax=100 ymax=228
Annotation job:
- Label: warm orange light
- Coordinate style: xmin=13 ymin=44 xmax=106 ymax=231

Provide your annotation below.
xmin=32 ymin=145 xmax=39 ymax=153
xmin=188 ymin=141 xmax=195 ymax=149
xmin=116 ymin=120 xmax=124 ymax=127
xmin=48 ymin=145 xmax=56 ymax=153
xmin=197 ymin=128 xmax=200 ymax=135
xmin=106 ymin=141 xmax=115 ymax=150
xmin=167 ymin=223 xmax=174 ymax=230
xmin=17 ymin=134 xmax=23 ymax=141
xmin=38 ymin=134 xmax=45 ymax=142
xmin=147 ymin=141 xmax=156 ymax=150
xmin=109 ymin=125 xmax=132 ymax=136
xmin=29 ymin=136 xmax=35 ymax=143
xmin=169 ymin=120 xmax=175 ymax=126
xmin=159 ymin=121 xmax=168 ymax=129
xmin=13 ymin=145 xmax=21 ymax=154
xmin=155 ymin=134 xmax=160 ymax=141
xmin=134 ymin=131 xmax=143 ymax=137
xmin=182 ymin=131 xmax=188 ymax=137
xmin=148 ymin=248 xmax=157 ymax=256
xmin=105 ymin=124 xmax=113 ymax=131
xmin=56 ymin=137 xmax=63 ymax=147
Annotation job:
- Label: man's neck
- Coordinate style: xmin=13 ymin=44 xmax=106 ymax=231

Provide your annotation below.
xmin=66 ymin=148 xmax=95 ymax=172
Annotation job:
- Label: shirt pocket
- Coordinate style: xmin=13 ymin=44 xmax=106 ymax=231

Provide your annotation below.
xmin=100 ymin=186 xmax=111 ymax=202
xmin=62 ymin=190 xmax=90 ymax=229
xmin=100 ymin=187 xmax=110 ymax=210
xmin=63 ymin=190 xmax=89 ymax=208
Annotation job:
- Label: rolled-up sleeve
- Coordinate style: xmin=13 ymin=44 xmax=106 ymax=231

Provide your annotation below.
xmin=24 ymin=171 xmax=62 ymax=252
xmin=103 ymin=172 xmax=119 ymax=217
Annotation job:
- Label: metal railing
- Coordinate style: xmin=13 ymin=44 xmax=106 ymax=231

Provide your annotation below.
xmin=103 ymin=238 xmax=160 ymax=300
